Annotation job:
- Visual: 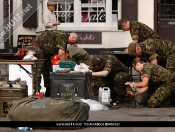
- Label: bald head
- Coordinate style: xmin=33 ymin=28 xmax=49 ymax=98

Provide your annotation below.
xmin=68 ymin=32 xmax=79 ymax=44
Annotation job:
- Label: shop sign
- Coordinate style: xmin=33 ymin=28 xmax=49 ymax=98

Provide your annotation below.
xmin=76 ymin=32 xmax=102 ymax=44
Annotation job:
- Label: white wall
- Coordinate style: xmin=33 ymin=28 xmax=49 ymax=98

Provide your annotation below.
xmin=12 ymin=0 xmax=154 ymax=49
xmin=138 ymin=0 xmax=154 ymax=29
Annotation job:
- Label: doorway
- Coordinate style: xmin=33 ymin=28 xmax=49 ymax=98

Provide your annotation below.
xmin=156 ymin=0 xmax=175 ymax=44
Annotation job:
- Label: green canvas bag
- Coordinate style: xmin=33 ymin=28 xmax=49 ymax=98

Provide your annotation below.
xmin=7 ymin=97 xmax=90 ymax=122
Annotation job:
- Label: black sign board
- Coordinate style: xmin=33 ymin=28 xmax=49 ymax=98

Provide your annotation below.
xmin=76 ymin=32 xmax=102 ymax=44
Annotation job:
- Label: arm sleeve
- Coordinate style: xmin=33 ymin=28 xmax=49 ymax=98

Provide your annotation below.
xmin=103 ymin=58 xmax=114 ymax=72
xmin=43 ymin=12 xmax=53 ymax=28
xmin=144 ymin=44 xmax=158 ymax=61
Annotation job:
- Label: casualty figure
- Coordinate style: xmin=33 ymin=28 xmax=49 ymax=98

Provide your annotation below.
xmin=125 ymin=57 xmax=175 ymax=108
xmin=32 ymin=30 xmax=78 ymax=97
xmin=127 ymin=39 xmax=175 ymax=77
xmin=89 ymin=55 xmax=130 ymax=103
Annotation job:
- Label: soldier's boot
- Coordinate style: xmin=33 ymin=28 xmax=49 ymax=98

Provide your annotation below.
xmin=45 ymin=87 xmax=50 ymax=97
xmin=33 ymin=88 xmax=40 ymax=94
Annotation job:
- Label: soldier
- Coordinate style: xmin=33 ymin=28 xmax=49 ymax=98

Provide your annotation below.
xmin=118 ymin=19 xmax=160 ymax=44
xmin=118 ymin=19 xmax=160 ymax=51
xmin=89 ymin=55 xmax=130 ymax=103
xmin=125 ymin=57 xmax=175 ymax=108
xmin=67 ymin=44 xmax=92 ymax=67
xmin=127 ymin=39 xmax=175 ymax=77
xmin=32 ymin=30 xmax=79 ymax=97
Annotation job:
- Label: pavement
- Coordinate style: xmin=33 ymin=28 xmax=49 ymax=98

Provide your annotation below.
xmin=0 ymin=98 xmax=175 ymax=132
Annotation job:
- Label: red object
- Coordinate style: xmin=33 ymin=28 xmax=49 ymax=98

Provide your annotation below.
xmin=31 ymin=40 xmax=39 ymax=47
xmin=35 ymin=92 xmax=44 ymax=98
xmin=52 ymin=60 xmax=60 ymax=65
xmin=20 ymin=50 xmax=25 ymax=55
xmin=16 ymin=49 xmax=25 ymax=56
xmin=52 ymin=54 xmax=60 ymax=65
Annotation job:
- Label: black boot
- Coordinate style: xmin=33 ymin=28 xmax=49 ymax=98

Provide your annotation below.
xmin=45 ymin=88 xmax=50 ymax=97
xmin=33 ymin=89 xmax=40 ymax=94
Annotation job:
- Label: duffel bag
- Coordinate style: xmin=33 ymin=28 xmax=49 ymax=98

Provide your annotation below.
xmin=7 ymin=96 xmax=90 ymax=122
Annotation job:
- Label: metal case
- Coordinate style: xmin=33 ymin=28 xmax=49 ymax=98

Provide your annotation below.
xmin=50 ymin=72 xmax=92 ymax=99
xmin=0 ymin=84 xmax=28 ymax=116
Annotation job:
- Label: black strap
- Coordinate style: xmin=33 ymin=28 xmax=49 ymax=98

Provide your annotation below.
xmin=18 ymin=64 xmax=32 ymax=78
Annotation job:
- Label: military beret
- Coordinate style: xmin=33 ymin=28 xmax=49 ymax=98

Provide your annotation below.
xmin=118 ymin=19 xmax=122 ymax=30
xmin=47 ymin=1 xmax=56 ymax=6
xmin=128 ymin=43 xmax=136 ymax=56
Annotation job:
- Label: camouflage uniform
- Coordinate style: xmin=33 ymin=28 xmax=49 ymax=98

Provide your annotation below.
xmin=142 ymin=63 xmax=175 ymax=108
xmin=139 ymin=39 xmax=175 ymax=77
xmin=130 ymin=21 xmax=160 ymax=43
xmin=92 ymin=55 xmax=130 ymax=98
xmin=33 ymin=30 xmax=69 ymax=95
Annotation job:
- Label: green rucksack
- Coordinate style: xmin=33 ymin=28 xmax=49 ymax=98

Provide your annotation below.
xmin=7 ymin=97 xmax=90 ymax=123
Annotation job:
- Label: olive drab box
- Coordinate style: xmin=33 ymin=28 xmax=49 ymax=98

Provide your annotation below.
xmin=0 ymin=82 xmax=28 ymax=117
xmin=7 ymin=97 xmax=90 ymax=123
xmin=50 ymin=72 xmax=92 ymax=99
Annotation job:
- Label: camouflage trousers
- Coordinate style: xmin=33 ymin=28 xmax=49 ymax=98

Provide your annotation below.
xmin=147 ymin=82 xmax=175 ymax=108
xmin=166 ymin=53 xmax=175 ymax=78
xmin=33 ymin=53 xmax=53 ymax=92
xmin=91 ymin=72 xmax=130 ymax=98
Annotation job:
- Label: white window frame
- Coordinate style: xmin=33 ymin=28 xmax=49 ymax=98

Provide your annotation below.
xmin=37 ymin=0 xmax=121 ymax=32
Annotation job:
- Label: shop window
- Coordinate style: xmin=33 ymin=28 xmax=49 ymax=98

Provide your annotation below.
xmin=81 ymin=0 xmax=106 ymax=23
xmin=54 ymin=0 xmax=74 ymax=23
xmin=42 ymin=0 xmax=121 ymax=30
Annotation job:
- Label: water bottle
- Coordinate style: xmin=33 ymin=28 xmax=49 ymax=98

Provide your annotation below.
xmin=98 ymin=87 xmax=111 ymax=105
xmin=16 ymin=127 xmax=33 ymax=131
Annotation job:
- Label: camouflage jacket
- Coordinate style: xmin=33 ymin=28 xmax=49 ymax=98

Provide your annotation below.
xmin=142 ymin=63 xmax=174 ymax=86
xmin=139 ymin=39 xmax=174 ymax=63
xmin=130 ymin=21 xmax=160 ymax=42
xmin=94 ymin=55 xmax=129 ymax=79
xmin=35 ymin=30 xmax=69 ymax=55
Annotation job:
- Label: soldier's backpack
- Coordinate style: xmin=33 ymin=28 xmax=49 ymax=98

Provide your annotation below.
xmin=7 ymin=97 xmax=90 ymax=123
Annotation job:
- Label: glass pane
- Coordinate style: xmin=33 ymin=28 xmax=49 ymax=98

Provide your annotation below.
xmin=55 ymin=0 xmax=74 ymax=23
xmin=81 ymin=0 xmax=106 ymax=23
xmin=112 ymin=0 xmax=118 ymax=11
xmin=112 ymin=0 xmax=118 ymax=23
xmin=165 ymin=5 xmax=172 ymax=15
xmin=165 ymin=0 xmax=173 ymax=4
xmin=161 ymin=5 xmax=165 ymax=15
xmin=161 ymin=0 xmax=164 ymax=4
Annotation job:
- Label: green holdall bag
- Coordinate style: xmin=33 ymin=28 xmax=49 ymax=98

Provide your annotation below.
xmin=7 ymin=97 xmax=90 ymax=122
